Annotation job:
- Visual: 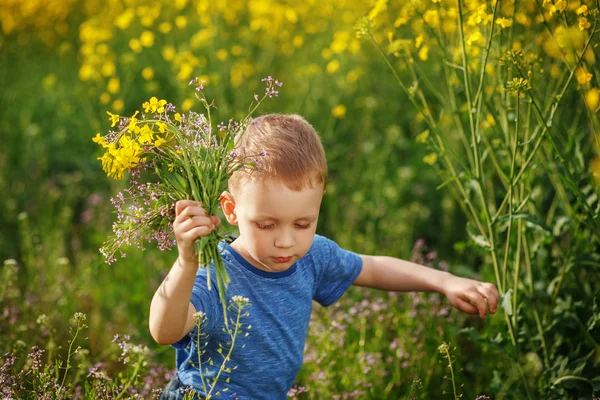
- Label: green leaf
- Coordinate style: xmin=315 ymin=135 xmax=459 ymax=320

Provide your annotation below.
xmin=501 ymin=289 xmax=513 ymax=316
xmin=495 ymin=213 xmax=551 ymax=232
xmin=466 ymin=222 xmax=491 ymax=250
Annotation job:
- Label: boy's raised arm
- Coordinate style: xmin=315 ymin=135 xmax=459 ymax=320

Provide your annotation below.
xmin=149 ymin=200 xmax=220 ymax=345
xmin=355 ymin=254 xmax=499 ymax=319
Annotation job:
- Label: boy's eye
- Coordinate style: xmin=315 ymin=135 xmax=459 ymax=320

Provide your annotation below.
xmin=255 ymin=223 xmax=274 ymax=230
xmin=295 ymin=223 xmax=311 ymax=229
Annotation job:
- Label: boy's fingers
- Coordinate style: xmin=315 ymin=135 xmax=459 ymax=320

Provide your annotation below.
xmin=454 ymin=298 xmax=478 ymax=315
xmin=464 ymin=292 xmax=487 ymax=319
xmin=477 ymin=284 xmax=499 ymax=313
xmin=175 ymin=200 xmax=203 ymax=216
xmin=176 ymin=205 xmax=207 ymax=222
xmin=210 ymin=216 xmax=221 ymax=226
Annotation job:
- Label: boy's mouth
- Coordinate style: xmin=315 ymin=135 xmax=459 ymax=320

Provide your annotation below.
xmin=273 ymin=256 xmax=292 ymax=263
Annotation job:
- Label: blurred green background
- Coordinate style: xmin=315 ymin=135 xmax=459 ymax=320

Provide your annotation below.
xmin=7 ymin=0 xmax=599 ymax=398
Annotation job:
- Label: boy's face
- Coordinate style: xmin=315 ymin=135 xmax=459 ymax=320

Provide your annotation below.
xmin=223 ymin=178 xmax=324 ymax=272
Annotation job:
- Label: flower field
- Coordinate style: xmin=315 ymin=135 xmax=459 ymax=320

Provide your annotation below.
xmin=1 ymin=0 xmax=599 ymax=398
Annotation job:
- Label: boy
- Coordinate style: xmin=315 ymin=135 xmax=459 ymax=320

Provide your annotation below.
xmin=150 ymin=114 xmax=499 ymax=399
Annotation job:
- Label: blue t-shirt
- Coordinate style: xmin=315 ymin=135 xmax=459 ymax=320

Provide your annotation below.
xmin=172 ymin=234 xmax=363 ymax=399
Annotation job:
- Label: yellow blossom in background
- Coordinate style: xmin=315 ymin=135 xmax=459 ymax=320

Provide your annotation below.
xmin=584 ymin=88 xmax=600 ymax=111
xmin=576 ymin=68 xmax=593 ymax=85
xmin=292 ymin=36 xmax=304 ymax=48
xmin=423 ymin=10 xmax=439 ymax=28
xmin=100 ymin=92 xmax=110 ymax=104
xmin=495 ymin=18 xmax=512 ymax=29
xmin=79 ymin=64 xmax=94 ymax=81
xmin=101 ymin=61 xmax=116 ymax=77
xmin=418 ymin=45 xmax=429 ymax=61
xmin=140 ymin=31 xmax=155 ymax=47
xmin=232 ymin=44 xmax=243 ymax=56
xmin=332 ymin=105 xmax=347 ymax=118
xmin=466 ymin=31 xmax=483 ymax=46
xmin=578 ymin=17 xmax=590 ymax=31
xmin=175 ymin=16 xmax=187 ymax=29
xmin=216 ymin=48 xmax=228 ymax=61
xmin=423 ymin=153 xmax=437 ymax=165
xmin=107 ymin=77 xmax=120 ymax=94
xmin=576 ymin=5 xmax=589 ymax=16
xmin=182 ymin=98 xmax=194 ymax=112
xmin=129 ymin=38 xmax=142 ymax=53
xmin=327 ymin=59 xmax=340 ymax=74
xmin=115 ymin=9 xmax=135 ymax=30
xmin=416 ymin=129 xmax=429 ymax=143
xmin=162 ymin=46 xmax=176 ymax=61
xmin=142 ymin=67 xmax=154 ymax=80
xmin=112 ymin=99 xmax=125 ymax=112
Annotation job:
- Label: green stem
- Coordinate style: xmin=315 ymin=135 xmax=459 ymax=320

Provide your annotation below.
xmin=115 ymin=357 xmax=142 ymax=400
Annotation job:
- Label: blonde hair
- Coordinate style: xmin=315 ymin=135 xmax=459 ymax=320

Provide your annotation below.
xmin=229 ymin=113 xmax=327 ymax=192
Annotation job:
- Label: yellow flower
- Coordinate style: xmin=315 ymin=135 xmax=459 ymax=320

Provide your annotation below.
xmin=175 ymin=16 xmax=187 ymax=29
xmin=232 ymin=44 xmax=243 ymax=56
xmin=578 ymin=17 xmax=591 ymax=31
xmin=107 ymin=77 xmax=120 ymax=94
xmin=159 ymin=22 xmax=172 ymax=34
xmin=584 ymin=88 xmax=600 ymax=111
xmin=142 ymin=97 xmax=168 ymax=114
xmin=140 ymin=31 xmax=155 ymax=48
xmin=418 ymin=45 xmax=429 ymax=61
xmin=106 ymin=111 xmax=120 ymax=127
xmin=416 ymin=129 xmax=429 ymax=143
xmin=154 ymin=137 xmax=167 ymax=147
xmin=423 ymin=153 xmax=438 ymax=165
xmin=423 ymin=10 xmax=439 ymax=27
xmin=138 ymin=125 xmax=154 ymax=144
xmin=575 ymin=5 xmax=588 ymax=16
xmin=216 ymin=48 xmax=228 ymax=61
xmin=155 ymin=122 xmax=167 ymax=133
xmin=182 ymin=98 xmax=194 ymax=112
xmin=576 ymin=68 xmax=593 ymax=85
xmin=174 ymin=113 xmax=182 ymax=122
xmin=128 ymin=111 xmax=140 ymax=133
xmin=92 ymin=133 xmax=108 ymax=148
xmin=162 ymin=46 xmax=176 ymax=61
xmin=100 ymin=92 xmax=110 ymax=104
xmin=495 ymin=18 xmax=512 ymax=29
xmin=466 ymin=31 xmax=483 ymax=46
xmin=326 ymin=59 xmax=340 ymax=74
xmin=129 ymin=38 xmax=142 ymax=53
xmin=331 ymin=105 xmax=346 ymax=118
xmin=112 ymin=99 xmax=124 ymax=112
xmin=142 ymin=67 xmax=154 ymax=80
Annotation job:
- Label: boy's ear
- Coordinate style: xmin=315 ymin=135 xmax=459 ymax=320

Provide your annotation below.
xmin=220 ymin=191 xmax=238 ymax=226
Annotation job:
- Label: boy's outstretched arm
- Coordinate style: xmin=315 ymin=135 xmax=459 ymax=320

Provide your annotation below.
xmin=354 ymin=255 xmax=499 ymax=319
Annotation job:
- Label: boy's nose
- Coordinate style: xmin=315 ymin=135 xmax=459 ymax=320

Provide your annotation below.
xmin=274 ymin=230 xmax=294 ymax=249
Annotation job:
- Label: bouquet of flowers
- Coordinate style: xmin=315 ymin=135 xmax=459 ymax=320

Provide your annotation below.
xmin=93 ymin=76 xmax=282 ymax=322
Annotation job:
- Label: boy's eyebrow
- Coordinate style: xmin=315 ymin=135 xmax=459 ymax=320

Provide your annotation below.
xmin=253 ymin=215 xmax=317 ymax=221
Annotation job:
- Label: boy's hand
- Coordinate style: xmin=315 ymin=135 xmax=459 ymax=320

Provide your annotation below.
xmin=441 ymin=275 xmax=499 ymax=319
xmin=173 ymin=200 xmax=220 ymax=265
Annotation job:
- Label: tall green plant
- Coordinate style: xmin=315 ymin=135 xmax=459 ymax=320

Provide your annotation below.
xmin=359 ymin=0 xmax=600 ymax=397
